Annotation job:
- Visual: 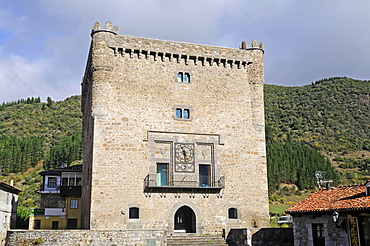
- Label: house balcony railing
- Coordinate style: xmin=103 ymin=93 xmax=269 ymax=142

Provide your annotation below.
xmin=144 ymin=174 xmax=225 ymax=193
xmin=60 ymin=186 xmax=82 ymax=197
xmin=38 ymin=184 xmax=82 ymax=196
xmin=38 ymin=184 xmax=60 ymax=194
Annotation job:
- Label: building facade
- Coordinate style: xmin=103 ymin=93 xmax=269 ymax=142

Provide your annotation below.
xmin=0 ymin=182 xmax=20 ymax=246
xmin=286 ymin=183 xmax=370 ymax=246
xmin=81 ymin=21 xmax=269 ymax=234
xmin=29 ymin=165 xmax=82 ymax=230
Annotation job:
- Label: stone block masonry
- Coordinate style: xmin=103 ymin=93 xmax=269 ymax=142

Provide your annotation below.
xmin=6 ymin=229 xmax=166 ymax=246
xmin=81 ymin=21 xmax=269 ymax=235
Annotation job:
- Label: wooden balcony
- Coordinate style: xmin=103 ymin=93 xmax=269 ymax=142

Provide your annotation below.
xmin=60 ymin=186 xmax=82 ymax=197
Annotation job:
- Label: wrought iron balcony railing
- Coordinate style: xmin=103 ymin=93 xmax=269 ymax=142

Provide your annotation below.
xmin=144 ymin=174 xmax=224 ymax=193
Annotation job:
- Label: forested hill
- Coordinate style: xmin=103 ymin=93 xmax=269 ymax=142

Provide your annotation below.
xmin=0 ymin=96 xmax=82 ymax=173
xmin=0 ymin=77 xmax=369 ymax=187
xmin=265 ymin=77 xmax=370 ymax=188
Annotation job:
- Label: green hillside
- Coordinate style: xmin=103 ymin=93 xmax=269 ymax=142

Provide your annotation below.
xmin=0 ymin=77 xmax=369 ymax=224
xmin=265 ymin=77 xmax=370 ymax=185
xmin=0 ymin=96 xmax=82 ymax=226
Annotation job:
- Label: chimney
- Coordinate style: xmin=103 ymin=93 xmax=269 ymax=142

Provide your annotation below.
xmin=10 ymin=180 xmax=14 ymax=186
xmin=326 ymin=182 xmax=331 ymax=190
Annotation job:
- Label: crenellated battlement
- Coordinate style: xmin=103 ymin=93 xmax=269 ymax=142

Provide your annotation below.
xmin=109 ymin=46 xmax=252 ymax=69
xmin=90 ymin=22 xmax=264 ymax=69
xmin=91 ymin=21 xmax=118 ymax=36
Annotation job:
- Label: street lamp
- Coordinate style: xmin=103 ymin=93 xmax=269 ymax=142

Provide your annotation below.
xmin=332 ymin=211 xmax=339 ymax=223
xmin=332 ymin=211 xmax=347 ymax=232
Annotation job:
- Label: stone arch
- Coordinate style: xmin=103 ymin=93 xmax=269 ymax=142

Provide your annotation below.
xmin=168 ymin=201 xmax=202 ymax=234
xmin=174 ymin=206 xmax=196 ymax=233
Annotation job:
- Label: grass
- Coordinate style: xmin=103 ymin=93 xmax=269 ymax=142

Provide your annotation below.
xmin=269 ymin=204 xmax=292 ymax=215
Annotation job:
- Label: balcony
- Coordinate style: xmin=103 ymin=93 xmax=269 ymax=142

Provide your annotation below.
xmin=38 ymin=184 xmax=60 ymax=194
xmin=144 ymin=174 xmax=224 ymax=193
xmin=60 ymin=186 xmax=82 ymax=197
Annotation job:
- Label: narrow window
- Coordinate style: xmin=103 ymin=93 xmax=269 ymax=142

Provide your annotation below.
xmin=33 ymin=219 xmax=41 ymax=229
xmin=62 ymin=178 xmax=68 ymax=186
xmin=184 ymin=73 xmax=190 ymax=83
xmin=183 ymin=109 xmax=190 ymax=119
xmin=177 ymin=72 xmax=183 ymax=82
xmin=312 ymin=223 xmax=325 ymax=246
xmin=157 ymin=163 xmax=168 ymax=186
xmin=228 ymin=208 xmax=238 ymax=219
xmin=70 ymin=199 xmax=78 ymax=209
xmin=129 ymin=207 xmax=139 ymax=219
xmin=199 ymin=165 xmax=210 ymax=187
xmin=52 ymin=221 xmax=59 ymax=229
xmin=47 ymin=177 xmax=57 ymax=188
xmin=176 ymin=108 xmax=182 ymax=118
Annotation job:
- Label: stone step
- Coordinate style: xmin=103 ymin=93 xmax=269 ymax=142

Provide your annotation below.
xmin=167 ymin=235 xmax=228 ymax=246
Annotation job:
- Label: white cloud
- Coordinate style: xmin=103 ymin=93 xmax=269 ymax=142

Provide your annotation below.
xmin=1 ymin=0 xmax=370 ymax=102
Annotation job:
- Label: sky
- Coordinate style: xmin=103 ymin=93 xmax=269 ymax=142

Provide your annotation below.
xmin=1 ymin=0 xmax=370 ymax=103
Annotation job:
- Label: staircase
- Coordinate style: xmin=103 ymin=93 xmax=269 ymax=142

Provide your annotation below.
xmin=167 ymin=234 xmax=228 ymax=246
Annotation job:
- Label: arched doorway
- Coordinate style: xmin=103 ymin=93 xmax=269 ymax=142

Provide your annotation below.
xmin=174 ymin=206 xmax=196 ymax=233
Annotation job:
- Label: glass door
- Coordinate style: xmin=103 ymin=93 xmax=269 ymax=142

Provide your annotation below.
xmin=199 ymin=165 xmax=210 ymax=187
xmin=157 ymin=163 xmax=168 ymax=186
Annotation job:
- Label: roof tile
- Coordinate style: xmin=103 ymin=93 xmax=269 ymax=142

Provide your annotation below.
xmin=286 ymin=185 xmax=370 ymax=214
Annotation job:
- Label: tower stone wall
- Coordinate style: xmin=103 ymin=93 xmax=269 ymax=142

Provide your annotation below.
xmin=81 ymin=21 xmax=269 ymax=234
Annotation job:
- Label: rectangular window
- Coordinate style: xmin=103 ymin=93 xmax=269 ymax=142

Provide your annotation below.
xmin=175 ymin=107 xmax=192 ymax=120
xmin=129 ymin=207 xmax=139 ymax=219
xmin=157 ymin=163 xmax=168 ymax=186
xmin=47 ymin=177 xmax=57 ymax=188
xmin=312 ymin=223 xmax=325 ymax=246
xmin=199 ymin=165 xmax=210 ymax=187
xmin=176 ymin=108 xmax=182 ymax=118
xmin=177 ymin=72 xmax=183 ymax=82
xmin=184 ymin=73 xmax=190 ymax=83
xmin=228 ymin=208 xmax=238 ymax=219
xmin=69 ymin=178 xmax=75 ymax=186
xmin=183 ymin=109 xmax=190 ymax=119
xmin=33 ymin=219 xmax=41 ymax=229
xmin=70 ymin=199 xmax=78 ymax=209
xmin=62 ymin=178 xmax=68 ymax=186
xmin=52 ymin=221 xmax=59 ymax=229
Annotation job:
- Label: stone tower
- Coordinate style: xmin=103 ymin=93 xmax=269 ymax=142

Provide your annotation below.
xmin=81 ymin=21 xmax=269 ymax=234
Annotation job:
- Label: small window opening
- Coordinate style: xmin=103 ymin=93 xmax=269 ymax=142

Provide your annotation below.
xmin=33 ymin=219 xmax=41 ymax=229
xmin=176 ymin=108 xmax=182 ymax=118
xmin=228 ymin=208 xmax=238 ymax=219
xmin=52 ymin=221 xmax=59 ymax=229
xmin=183 ymin=109 xmax=190 ymax=119
xmin=129 ymin=207 xmax=139 ymax=219
xmin=70 ymin=199 xmax=78 ymax=209
xmin=47 ymin=177 xmax=57 ymax=188
xmin=184 ymin=73 xmax=190 ymax=83
xmin=177 ymin=73 xmax=183 ymax=82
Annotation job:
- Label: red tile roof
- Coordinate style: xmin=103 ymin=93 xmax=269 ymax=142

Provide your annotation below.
xmin=286 ymin=185 xmax=370 ymax=214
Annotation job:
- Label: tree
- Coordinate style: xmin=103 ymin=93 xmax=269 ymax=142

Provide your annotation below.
xmin=46 ymin=97 xmax=52 ymax=107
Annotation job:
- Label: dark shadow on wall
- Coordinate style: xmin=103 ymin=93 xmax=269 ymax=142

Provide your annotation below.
xmin=252 ymin=228 xmax=293 ymax=246
xmin=226 ymin=228 xmax=294 ymax=246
